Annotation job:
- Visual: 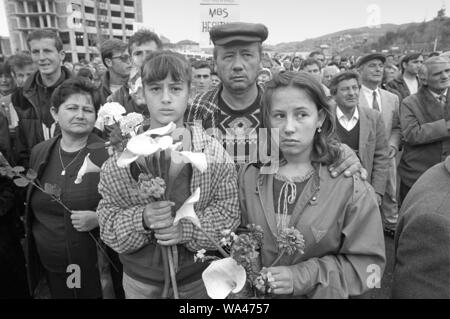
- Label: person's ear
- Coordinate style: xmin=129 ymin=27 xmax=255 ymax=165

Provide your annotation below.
xmin=59 ymin=50 xmax=66 ymax=63
xmin=50 ymin=106 xmax=59 ymax=123
xmin=105 ymin=58 xmax=113 ymax=68
xmin=318 ymin=109 xmax=326 ymax=129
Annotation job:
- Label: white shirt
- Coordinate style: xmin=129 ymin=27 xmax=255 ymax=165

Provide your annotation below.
xmin=361 ymin=85 xmax=382 ymax=112
xmin=403 ymin=75 xmax=418 ymax=95
xmin=337 ymin=106 xmax=360 ymax=131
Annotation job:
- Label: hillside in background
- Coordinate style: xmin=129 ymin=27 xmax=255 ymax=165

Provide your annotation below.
xmin=263 ymin=9 xmax=449 ymax=55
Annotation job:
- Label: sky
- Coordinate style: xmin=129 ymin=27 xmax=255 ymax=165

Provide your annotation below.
xmin=1 ymin=0 xmax=449 ymax=45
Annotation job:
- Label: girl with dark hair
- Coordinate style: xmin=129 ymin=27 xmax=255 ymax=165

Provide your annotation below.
xmin=239 ymin=71 xmax=386 ymax=298
xmin=25 ymin=77 xmax=122 ymax=298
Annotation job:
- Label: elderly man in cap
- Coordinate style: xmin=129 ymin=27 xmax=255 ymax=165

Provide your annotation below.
xmin=187 ymin=22 xmax=365 ymax=179
xmin=357 ymin=53 xmax=402 ymax=236
xmin=399 ymin=56 xmax=450 ymax=202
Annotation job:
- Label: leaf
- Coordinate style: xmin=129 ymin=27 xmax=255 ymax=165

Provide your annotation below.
xmin=26 ymin=169 xmax=38 ymax=181
xmin=14 ymin=177 xmax=30 ymax=187
xmin=12 ymin=166 xmax=26 ymax=174
xmin=173 ymin=188 xmax=202 ymax=229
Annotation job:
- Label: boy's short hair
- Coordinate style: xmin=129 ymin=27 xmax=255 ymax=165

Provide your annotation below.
xmin=7 ymin=54 xmax=34 ymax=74
xmin=141 ymin=50 xmax=192 ymax=88
xmin=191 ymin=60 xmax=211 ymax=71
xmin=301 ymin=58 xmax=322 ymax=70
xmin=129 ymin=29 xmax=163 ymax=52
xmin=100 ymin=39 xmax=129 ymax=67
xmin=329 ymin=70 xmax=361 ymax=96
xmin=27 ymin=29 xmax=63 ymax=51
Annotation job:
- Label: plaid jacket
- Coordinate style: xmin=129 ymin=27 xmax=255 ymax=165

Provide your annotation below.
xmin=97 ymin=124 xmax=240 ymax=255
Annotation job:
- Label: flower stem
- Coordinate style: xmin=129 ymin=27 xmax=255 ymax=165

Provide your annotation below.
xmin=167 ymin=246 xmax=179 ymax=299
xmin=161 ymin=246 xmax=170 ymax=299
xmin=270 ymin=249 xmax=286 ymax=267
xmin=194 ymin=224 xmax=229 ymax=258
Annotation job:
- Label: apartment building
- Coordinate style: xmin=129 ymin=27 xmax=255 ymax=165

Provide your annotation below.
xmin=4 ymin=0 xmax=143 ymax=62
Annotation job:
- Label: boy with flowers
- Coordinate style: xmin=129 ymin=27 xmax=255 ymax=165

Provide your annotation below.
xmin=97 ymin=51 xmax=240 ymax=298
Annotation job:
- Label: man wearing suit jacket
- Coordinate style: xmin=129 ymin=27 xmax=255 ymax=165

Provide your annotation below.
xmin=330 ymin=71 xmax=390 ymax=206
xmin=392 ymin=156 xmax=450 ymax=298
xmin=399 ymin=56 xmax=450 ymax=202
xmin=357 ymin=53 xmax=402 ymax=236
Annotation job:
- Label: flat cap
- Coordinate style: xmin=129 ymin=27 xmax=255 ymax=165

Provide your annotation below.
xmin=210 ymin=22 xmax=268 ymax=46
xmin=356 ymin=53 xmax=386 ymax=68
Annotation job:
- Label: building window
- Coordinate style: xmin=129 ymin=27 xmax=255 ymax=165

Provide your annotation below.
xmin=124 ymin=12 xmax=134 ymax=19
xmin=125 ymin=24 xmax=133 ymax=31
xmin=85 ymin=6 xmax=94 ymax=14
xmin=75 ymin=32 xmax=84 ymax=46
xmin=60 ymin=32 xmax=70 ymax=45
xmin=110 ymin=0 xmax=121 ymax=4
xmin=112 ymin=23 xmax=122 ymax=30
xmin=87 ymin=20 xmax=96 ymax=27
xmin=124 ymin=1 xmax=134 ymax=7
xmin=111 ymin=11 xmax=121 ymax=17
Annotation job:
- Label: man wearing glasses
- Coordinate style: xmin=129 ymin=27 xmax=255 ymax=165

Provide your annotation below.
xmin=99 ymin=39 xmax=133 ymax=105
xmin=108 ymin=30 xmax=163 ymax=116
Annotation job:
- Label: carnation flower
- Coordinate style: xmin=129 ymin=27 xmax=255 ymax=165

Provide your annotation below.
xmin=254 ymin=271 xmax=275 ymax=294
xmin=119 ymin=112 xmax=144 ymax=136
xmin=137 ymin=174 xmax=166 ymax=199
xmin=95 ymin=102 xmax=126 ymax=131
xmin=194 ymin=249 xmax=207 ymax=263
xmin=277 ymin=227 xmax=305 ymax=255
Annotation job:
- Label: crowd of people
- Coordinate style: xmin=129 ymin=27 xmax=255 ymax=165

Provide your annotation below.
xmin=0 ymin=21 xmax=449 ymax=299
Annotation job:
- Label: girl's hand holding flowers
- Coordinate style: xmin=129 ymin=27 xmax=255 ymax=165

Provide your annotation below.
xmin=260 ymin=266 xmax=294 ymax=295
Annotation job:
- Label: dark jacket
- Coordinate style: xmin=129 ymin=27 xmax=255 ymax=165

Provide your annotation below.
xmin=108 ymin=85 xmax=149 ymax=117
xmin=0 ymin=113 xmax=12 ymax=163
xmin=399 ymin=87 xmax=450 ymax=187
xmin=0 ymin=175 xmax=29 ymax=298
xmin=393 ymin=156 xmax=450 ymax=298
xmin=385 ymin=74 xmax=417 ymax=102
xmin=99 ymin=71 xmax=113 ymax=106
xmin=11 ymin=67 xmax=71 ymax=167
xmin=24 ymin=133 xmax=110 ymax=297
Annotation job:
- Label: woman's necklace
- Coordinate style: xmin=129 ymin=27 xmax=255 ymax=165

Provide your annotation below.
xmin=58 ymin=146 xmax=83 ymax=176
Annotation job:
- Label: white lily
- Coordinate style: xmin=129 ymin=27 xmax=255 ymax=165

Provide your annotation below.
xmin=173 ymin=187 xmax=201 ymax=228
xmin=202 ymin=257 xmax=246 ymax=299
xmin=75 ymin=153 xmax=102 ymax=184
xmin=116 ymin=122 xmax=177 ymax=167
xmin=171 ymin=151 xmax=207 ymax=173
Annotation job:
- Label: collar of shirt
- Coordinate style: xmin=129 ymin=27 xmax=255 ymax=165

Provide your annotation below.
xmin=361 ymin=85 xmax=382 ymax=111
xmin=336 ymin=106 xmax=359 ymax=131
xmin=428 ymin=88 xmax=448 ymax=101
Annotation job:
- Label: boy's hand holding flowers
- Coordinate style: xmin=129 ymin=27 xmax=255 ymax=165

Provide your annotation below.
xmin=142 ymin=201 xmax=183 ymax=246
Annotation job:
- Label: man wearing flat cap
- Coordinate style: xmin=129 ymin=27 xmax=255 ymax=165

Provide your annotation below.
xmin=186 ymin=22 xmax=269 ymax=164
xmin=357 ymin=53 xmax=402 ymax=237
xmin=186 ymin=22 xmax=365 ymax=179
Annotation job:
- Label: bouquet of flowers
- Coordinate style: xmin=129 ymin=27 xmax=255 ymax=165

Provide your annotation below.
xmin=197 ymin=225 xmax=306 ymax=299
